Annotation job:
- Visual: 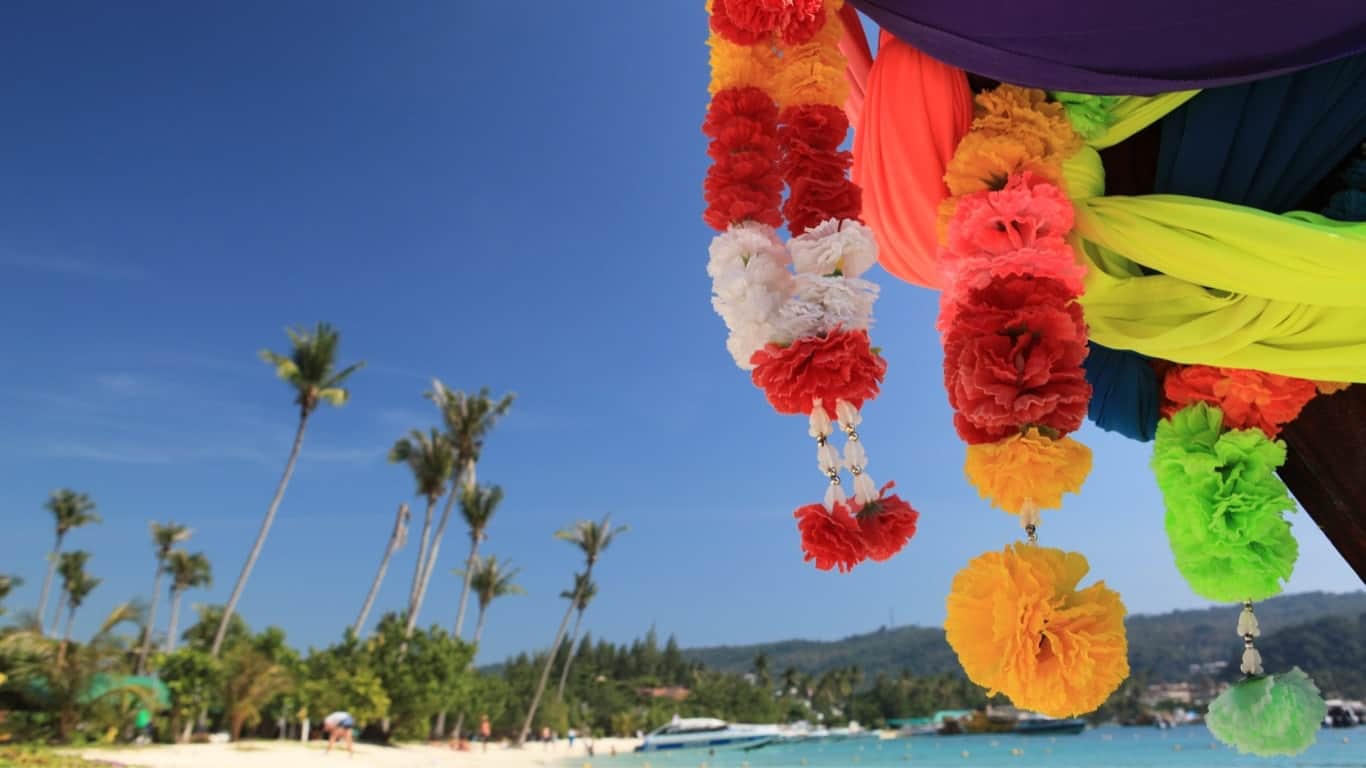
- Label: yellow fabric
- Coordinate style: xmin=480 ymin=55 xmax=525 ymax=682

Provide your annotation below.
xmin=1090 ymin=92 xmax=1199 ymax=149
xmin=1052 ymin=97 xmax=1366 ymax=382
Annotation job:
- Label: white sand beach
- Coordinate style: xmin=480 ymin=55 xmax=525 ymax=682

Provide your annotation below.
xmin=77 ymin=738 xmax=642 ymax=768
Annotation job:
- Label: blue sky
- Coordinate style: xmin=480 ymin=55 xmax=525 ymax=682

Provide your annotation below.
xmin=0 ymin=2 xmax=1357 ymax=664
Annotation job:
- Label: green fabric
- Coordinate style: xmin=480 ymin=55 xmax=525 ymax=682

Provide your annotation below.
xmin=1206 ymin=668 xmax=1325 ymax=757
xmin=1056 ymin=134 xmax=1366 ymax=381
xmin=1152 ymin=403 xmax=1298 ymax=602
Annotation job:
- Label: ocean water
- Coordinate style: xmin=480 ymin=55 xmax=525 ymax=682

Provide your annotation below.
xmin=606 ymin=726 xmax=1366 ymax=768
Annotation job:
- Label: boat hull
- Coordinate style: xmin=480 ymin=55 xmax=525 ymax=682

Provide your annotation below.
xmin=637 ymin=735 xmax=776 ymax=752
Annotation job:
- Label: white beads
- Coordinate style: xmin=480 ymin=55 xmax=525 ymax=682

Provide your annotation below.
xmin=1237 ymin=604 xmax=1261 ymax=638
xmin=1241 ymin=647 xmax=1264 ymax=677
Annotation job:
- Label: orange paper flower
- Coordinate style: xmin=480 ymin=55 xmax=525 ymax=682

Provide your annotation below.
xmin=964 ymin=428 xmax=1092 ymax=514
xmin=971 ymin=86 xmax=1081 ymax=162
xmin=1162 ymin=365 xmax=1318 ymax=439
xmin=946 ymin=544 xmax=1129 ymax=718
xmin=1315 ymin=380 xmax=1350 ymax=395
xmin=771 ymin=0 xmax=848 ymax=109
xmin=943 ymin=132 xmax=1063 ymax=199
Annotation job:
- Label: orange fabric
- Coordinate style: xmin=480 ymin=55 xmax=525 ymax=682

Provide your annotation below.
xmin=853 ymin=34 xmax=972 ymax=289
xmin=837 ymin=2 xmax=872 ymax=128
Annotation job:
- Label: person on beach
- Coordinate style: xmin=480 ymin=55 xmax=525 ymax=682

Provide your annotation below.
xmin=323 ymin=711 xmax=355 ymax=755
xmin=479 ymin=714 xmax=492 ymax=752
xmin=568 ymin=727 xmax=577 ymax=748
xmin=541 ymin=725 xmax=553 ymax=750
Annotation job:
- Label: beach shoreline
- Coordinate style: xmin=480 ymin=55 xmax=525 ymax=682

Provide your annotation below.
xmin=73 ymin=737 xmax=642 ymax=768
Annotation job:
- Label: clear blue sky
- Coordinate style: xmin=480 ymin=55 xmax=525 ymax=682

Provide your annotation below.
xmin=0 ymin=1 xmax=1357 ymax=664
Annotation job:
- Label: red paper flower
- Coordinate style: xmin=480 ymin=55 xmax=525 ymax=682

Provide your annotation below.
xmin=751 ymin=328 xmax=886 ymax=417
xmin=776 ymin=0 xmax=826 ymax=45
xmin=1161 ymin=365 xmax=1318 ymax=438
xmin=703 ymin=88 xmax=783 ymax=230
xmin=779 ymin=104 xmax=859 ymax=234
xmin=856 ymin=482 xmax=919 ymax=561
xmin=943 ymin=276 xmax=1091 ymax=443
xmin=795 ymin=499 xmax=867 ymax=572
xmin=780 ymin=105 xmax=848 ymax=153
xmin=946 ymin=172 xmax=1073 ymax=258
xmin=785 ymin=174 xmax=862 ymax=236
xmin=709 ymin=0 xmax=781 ymax=45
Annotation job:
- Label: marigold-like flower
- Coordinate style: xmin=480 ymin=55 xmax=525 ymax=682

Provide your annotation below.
xmin=1315 ymin=380 xmax=1350 ymax=395
xmin=1162 ymin=365 xmax=1318 ymax=438
xmin=946 ymin=543 xmax=1129 ymax=718
xmin=770 ymin=1 xmax=847 ymax=108
xmin=964 ymin=428 xmax=1092 ymax=514
xmin=794 ymin=499 xmax=866 ymax=572
xmin=855 ymin=482 xmax=919 ymax=561
xmin=971 ymin=86 xmax=1081 ymax=162
xmin=943 ymin=132 xmax=1063 ymax=199
xmin=751 ymin=328 xmax=886 ymax=417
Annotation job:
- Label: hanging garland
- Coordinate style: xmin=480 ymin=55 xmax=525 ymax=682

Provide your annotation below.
xmin=704 ymin=0 xmax=918 ymax=571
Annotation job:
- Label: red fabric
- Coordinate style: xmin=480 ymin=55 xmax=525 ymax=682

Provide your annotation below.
xmin=852 ymin=34 xmax=972 ymax=288
xmin=795 ymin=499 xmax=867 ymax=572
xmin=942 ymin=276 xmax=1091 ymax=443
xmin=838 ymin=1 xmax=873 ymax=127
xmin=750 ymin=328 xmax=887 ymax=417
xmin=703 ymin=87 xmax=784 ymax=230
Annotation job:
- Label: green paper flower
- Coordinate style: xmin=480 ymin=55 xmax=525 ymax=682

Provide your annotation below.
xmin=1206 ymin=668 xmax=1326 ymax=757
xmin=1051 ymin=92 xmax=1121 ymax=141
xmin=1152 ymin=403 xmax=1298 ymax=602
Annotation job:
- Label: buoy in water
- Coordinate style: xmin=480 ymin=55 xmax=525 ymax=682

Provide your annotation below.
xmin=1173 ymin=744 xmax=1182 ymax=752
xmin=961 ymin=750 xmax=970 ymax=759
xmin=1010 ymin=748 xmax=1022 ymax=757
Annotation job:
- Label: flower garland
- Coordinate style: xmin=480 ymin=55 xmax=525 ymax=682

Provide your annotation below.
xmin=937 ymin=85 xmax=1126 ymax=719
xmin=704 ymin=0 xmax=917 ymax=571
xmin=1152 ymin=362 xmax=1345 ymax=756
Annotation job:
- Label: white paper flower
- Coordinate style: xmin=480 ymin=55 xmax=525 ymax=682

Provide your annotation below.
xmin=707 ymin=222 xmax=788 ymax=279
xmin=775 ymin=275 xmax=879 ymax=340
xmin=788 ymin=219 xmax=878 ymax=277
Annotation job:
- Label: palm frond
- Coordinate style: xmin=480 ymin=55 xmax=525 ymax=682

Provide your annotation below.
xmin=459 ymin=484 xmax=504 ymax=535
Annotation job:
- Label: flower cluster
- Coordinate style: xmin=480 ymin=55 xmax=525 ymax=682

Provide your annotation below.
xmin=945 ymin=543 xmax=1129 ymax=718
xmin=795 ymin=482 xmax=919 ymax=571
xmin=1206 ymin=668 xmax=1327 ymax=757
xmin=1161 ymin=364 xmax=1318 ymax=439
xmin=936 ymin=86 xmax=1092 ymax=520
xmin=703 ymin=0 xmax=911 ymax=569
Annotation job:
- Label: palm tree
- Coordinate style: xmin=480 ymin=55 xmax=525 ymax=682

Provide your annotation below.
xmin=39 ymin=490 xmax=100 ymax=635
xmin=464 ymin=555 xmax=524 ymax=646
xmin=353 ymin=502 xmax=410 ymax=637
xmin=427 ymin=382 xmax=514 ymax=640
xmin=222 ymin=641 xmax=294 ymax=741
xmin=56 ymin=552 xmax=98 ymax=666
xmin=136 ymin=522 xmax=191 ymax=673
xmin=445 ymin=484 xmax=503 ymax=639
xmin=517 ymin=516 xmax=627 ymax=745
xmin=389 ymin=428 xmax=456 ymax=636
xmin=0 ymin=574 xmax=20 ymax=617
xmin=1 ymin=602 xmax=155 ymax=741
xmin=211 ymin=322 xmax=363 ymax=656
xmin=555 ymin=573 xmax=596 ymax=700
xmin=164 ymin=551 xmax=212 ymax=652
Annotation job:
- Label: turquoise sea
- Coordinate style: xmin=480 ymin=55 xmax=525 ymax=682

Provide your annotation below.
xmin=606 ymin=726 xmax=1366 ymax=768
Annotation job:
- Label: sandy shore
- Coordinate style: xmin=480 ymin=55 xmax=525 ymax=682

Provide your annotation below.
xmin=76 ymin=738 xmax=642 ymax=768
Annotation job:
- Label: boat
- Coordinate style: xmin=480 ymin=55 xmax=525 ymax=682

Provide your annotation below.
xmin=1013 ymin=714 xmax=1087 ymax=736
xmin=635 ymin=718 xmax=780 ymax=752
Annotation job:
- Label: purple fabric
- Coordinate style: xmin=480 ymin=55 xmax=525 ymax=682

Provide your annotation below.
xmin=850 ymin=0 xmax=1366 ymax=94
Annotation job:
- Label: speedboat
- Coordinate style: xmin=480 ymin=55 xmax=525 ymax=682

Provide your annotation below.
xmin=636 ymin=718 xmax=781 ymax=752
xmin=1013 ymin=714 xmax=1086 ymax=735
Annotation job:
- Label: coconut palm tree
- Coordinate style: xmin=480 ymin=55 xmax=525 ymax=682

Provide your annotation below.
xmin=164 ymin=551 xmax=212 ymax=652
xmin=56 ymin=552 xmax=98 ymax=666
xmin=0 ymin=574 xmax=20 ymax=617
xmin=426 ymin=382 xmax=515 ymax=640
xmin=389 ymin=428 xmax=456 ymax=636
xmin=136 ymin=522 xmax=191 ymax=673
xmin=555 ymin=572 xmax=596 ymax=700
xmin=1 ymin=601 xmax=155 ymax=741
xmin=353 ymin=502 xmax=410 ymax=637
xmin=444 ymin=484 xmax=503 ymax=638
xmin=463 ymin=555 xmax=523 ymax=646
xmin=39 ymin=490 xmax=100 ymax=635
xmin=517 ymin=516 xmax=627 ymax=745
xmin=211 ymin=323 xmax=363 ymax=656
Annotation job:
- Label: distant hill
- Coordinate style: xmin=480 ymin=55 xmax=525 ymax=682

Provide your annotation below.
xmin=685 ymin=591 xmax=1366 ymax=686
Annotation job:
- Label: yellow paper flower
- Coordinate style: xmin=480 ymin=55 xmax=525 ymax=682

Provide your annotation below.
xmin=943 ymin=132 xmax=1062 ymax=198
xmin=946 ymin=544 xmax=1129 ymax=718
xmin=971 ymin=86 xmax=1081 ymax=162
xmin=708 ymin=31 xmax=779 ymax=96
xmin=771 ymin=0 xmax=848 ymax=108
xmin=964 ymin=428 xmax=1092 ymax=514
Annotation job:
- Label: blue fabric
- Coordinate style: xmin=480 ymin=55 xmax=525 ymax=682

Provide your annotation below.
xmin=1083 ymin=53 xmax=1366 ymax=442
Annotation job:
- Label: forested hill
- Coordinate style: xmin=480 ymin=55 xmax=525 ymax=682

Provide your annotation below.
xmin=684 ymin=591 xmax=1366 ymax=684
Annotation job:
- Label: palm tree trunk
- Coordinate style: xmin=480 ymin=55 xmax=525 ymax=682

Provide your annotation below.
xmin=165 ymin=588 xmax=183 ymax=652
xmin=404 ymin=496 xmax=440 ymax=636
xmin=555 ymin=608 xmax=586 ymax=700
xmin=517 ymin=565 xmax=591 ymax=746
xmin=58 ymin=602 xmax=75 ymax=667
xmin=38 ymin=535 xmax=62 ymax=636
xmin=211 ymin=412 xmax=310 ymax=657
xmin=452 ymin=538 xmax=480 ymax=638
xmin=137 ymin=562 xmax=164 ymax=673
xmin=354 ymin=502 xmax=406 ymax=637
xmin=472 ymin=604 xmax=489 ymax=646
xmin=407 ymin=497 xmax=436 ymax=623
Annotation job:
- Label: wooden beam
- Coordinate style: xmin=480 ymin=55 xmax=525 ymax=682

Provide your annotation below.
xmin=1278 ymin=385 xmax=1366 ymax=584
